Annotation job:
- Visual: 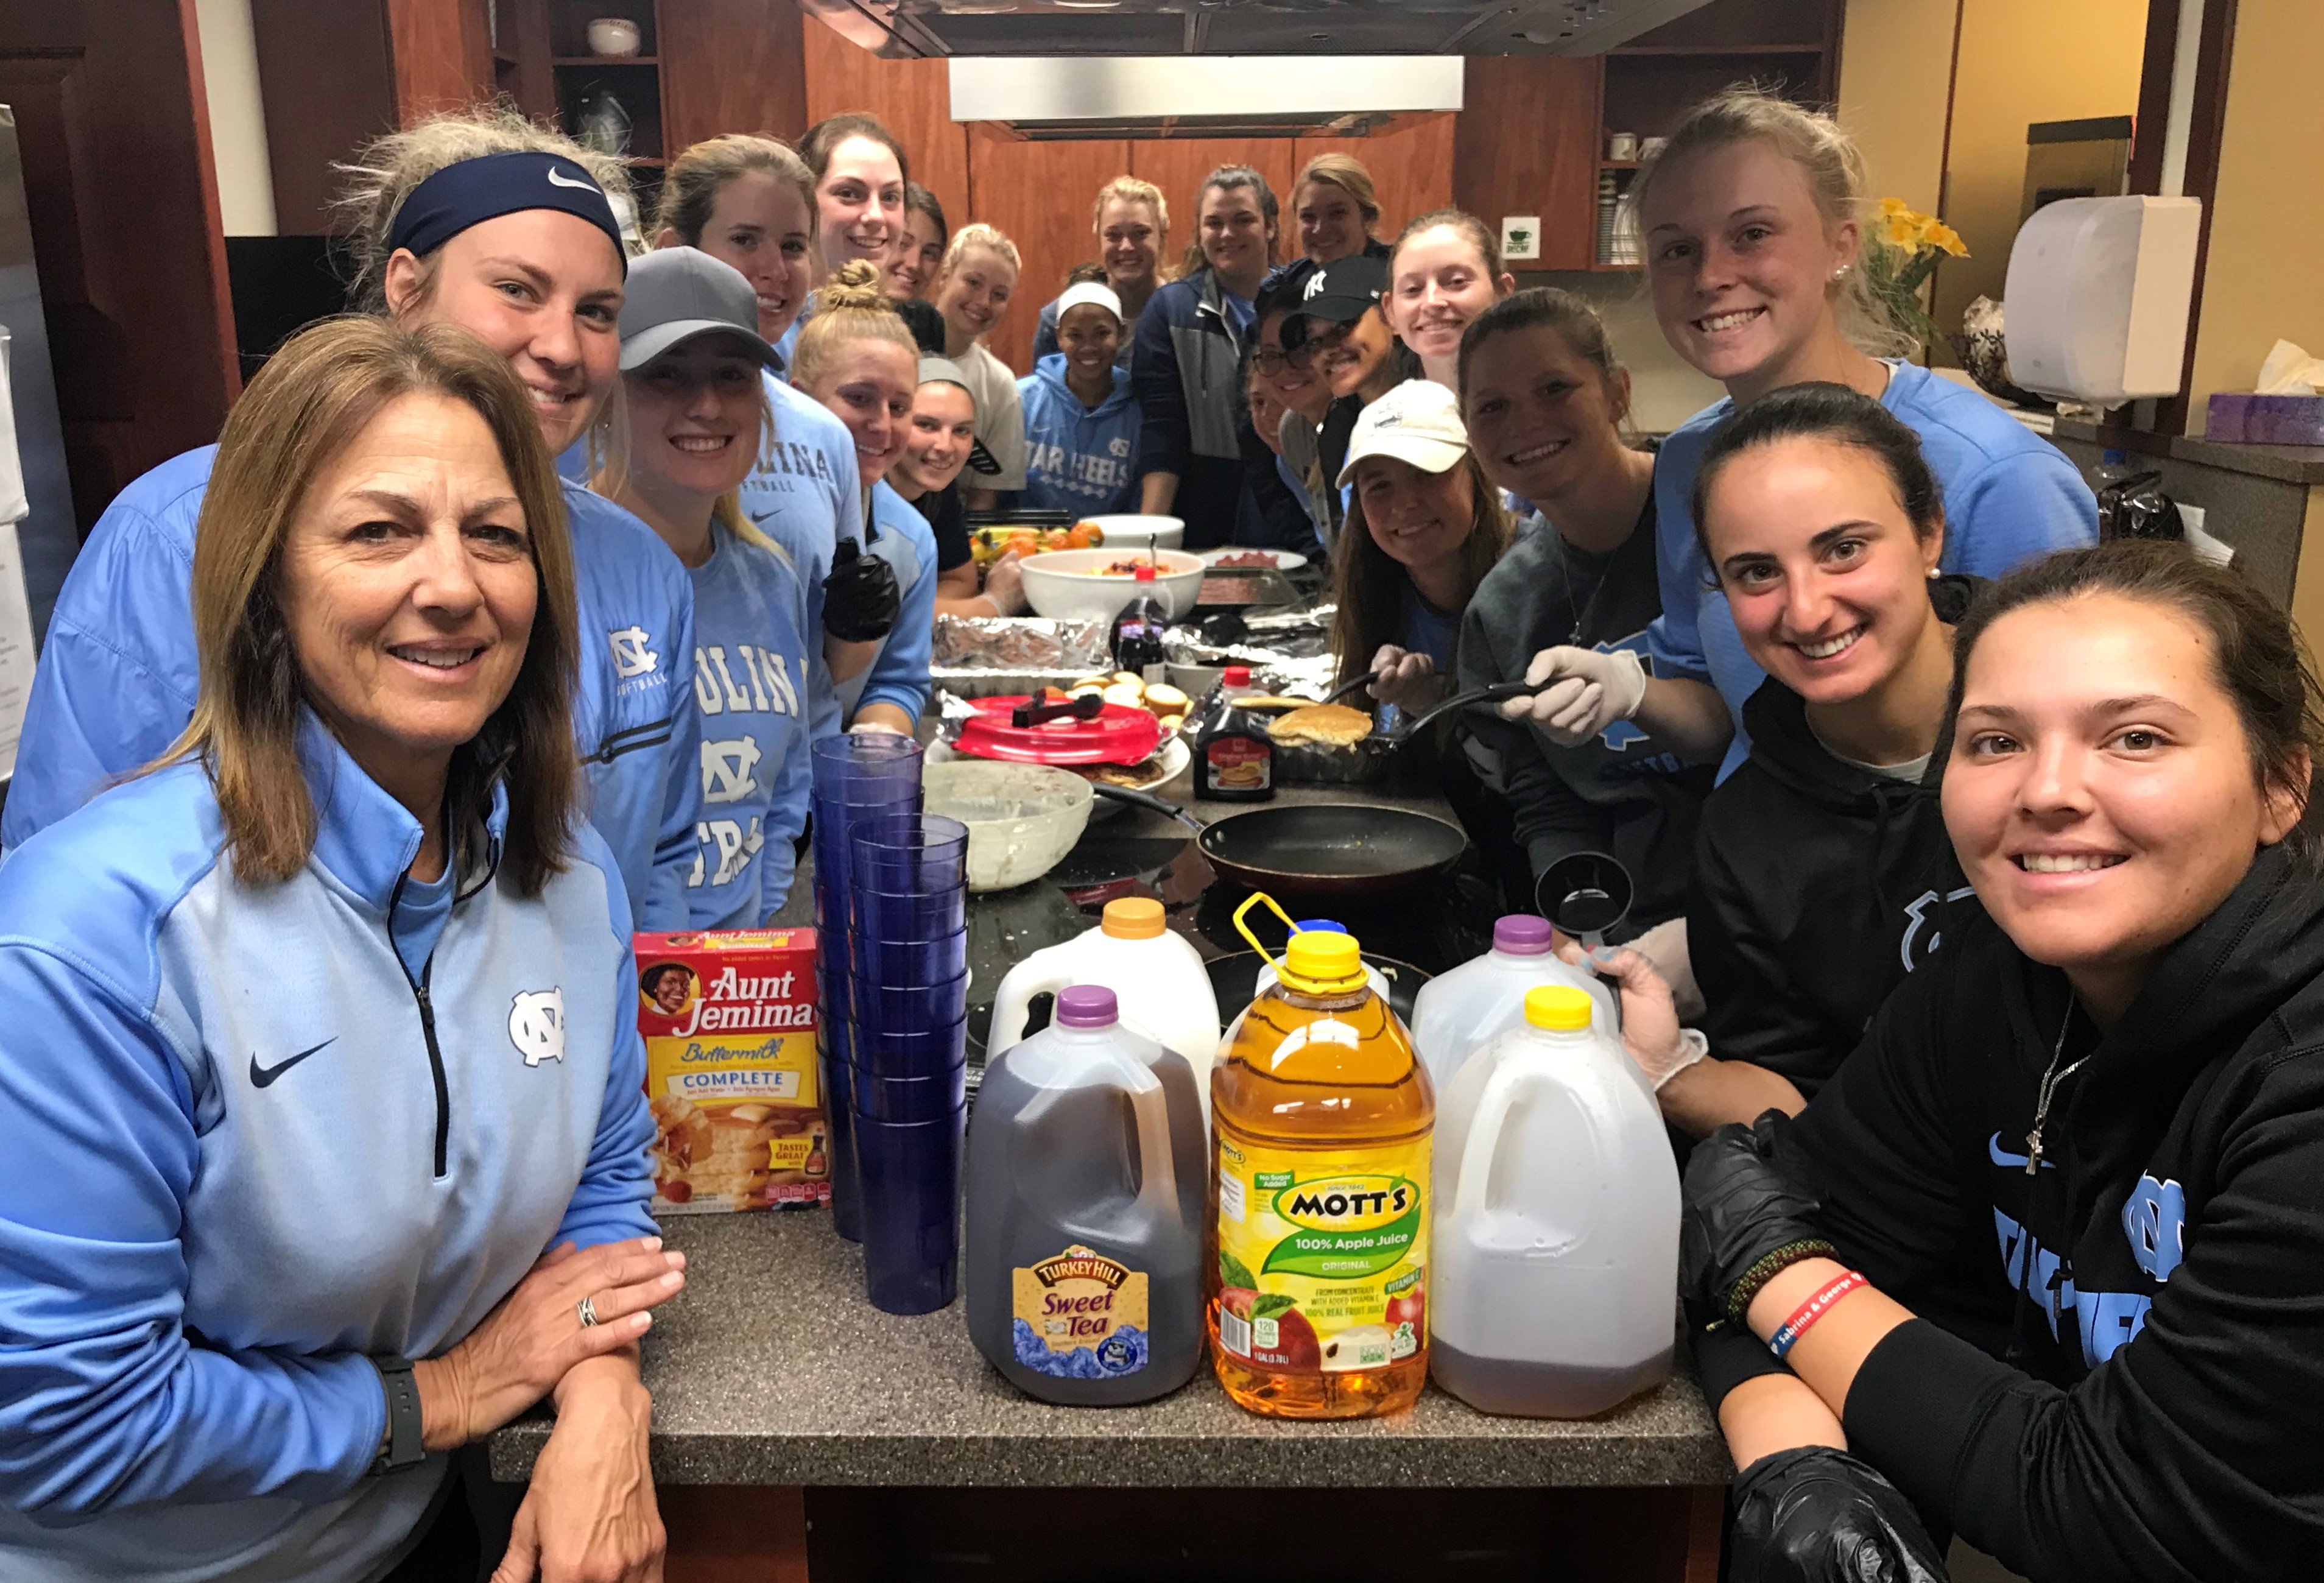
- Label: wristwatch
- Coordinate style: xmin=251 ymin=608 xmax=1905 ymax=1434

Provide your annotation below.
xmin=368 ymin=1355 xmax=426 ymax=1476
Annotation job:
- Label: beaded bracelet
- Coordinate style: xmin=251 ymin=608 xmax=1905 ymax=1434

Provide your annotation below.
xmin=1725 ymin=1238 xmax=1839 ymax=1327
xmin=1767 ymin=1270 xmax=1868 ymax=1358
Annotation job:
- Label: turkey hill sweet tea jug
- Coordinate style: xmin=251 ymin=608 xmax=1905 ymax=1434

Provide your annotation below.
xmin=1208 ymin=894 xmax=1432 ymax=1419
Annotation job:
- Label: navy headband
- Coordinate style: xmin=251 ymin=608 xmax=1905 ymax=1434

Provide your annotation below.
xmin=387 ymin=150 xmax=627 ymax=273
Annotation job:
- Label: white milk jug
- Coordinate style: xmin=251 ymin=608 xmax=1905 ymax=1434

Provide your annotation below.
xmin=1429 ymin=985 xmax=1680 ymax=1418
xmin=988 ymin=897 xmax=1222 ymax=1098
xmin=1410 ymin=914 xmax=1616 ymax=1093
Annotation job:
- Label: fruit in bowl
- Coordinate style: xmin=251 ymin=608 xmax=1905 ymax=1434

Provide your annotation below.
xmin=1019 ymin=547 xmax=1207 ymax=622
xmin=970 ymin=521 xmax=1104 ymax=565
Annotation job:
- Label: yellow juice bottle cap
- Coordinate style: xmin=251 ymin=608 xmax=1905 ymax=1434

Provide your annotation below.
xmin=1524 ymin=985 xmax=1594 ymax=1031
xmin=1101 ymin=897 xmax=1166 ymax=940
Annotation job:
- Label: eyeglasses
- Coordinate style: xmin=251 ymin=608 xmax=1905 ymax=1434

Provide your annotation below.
xmin=1254 ymin=344 xmax=1316 ymax=374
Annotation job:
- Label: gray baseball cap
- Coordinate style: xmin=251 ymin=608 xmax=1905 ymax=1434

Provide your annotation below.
xmin=616 ymin=246 xmax=780 ymax=372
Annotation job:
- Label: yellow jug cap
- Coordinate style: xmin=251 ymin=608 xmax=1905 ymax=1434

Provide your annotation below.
xmin=1525 ymin=985 xmax=1594 ymax=1031
xmin=1102 ymin=897 xmax=1166 ymax=940
xmin=1282 ymin=929 xmax=1365 ymax=992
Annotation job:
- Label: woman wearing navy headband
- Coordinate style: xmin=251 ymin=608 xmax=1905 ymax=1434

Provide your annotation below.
xmin=7 ymin=108 xmax=704 ymax=937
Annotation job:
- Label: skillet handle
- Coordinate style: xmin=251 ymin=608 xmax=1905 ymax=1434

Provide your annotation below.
xmin=1321 ymin=668 xmax=1385 ymax=705
xmin=1392 ymin=679 xmax=1541 ymax=741
xmin=1088 ymin=781 xmax=1206 ymax=833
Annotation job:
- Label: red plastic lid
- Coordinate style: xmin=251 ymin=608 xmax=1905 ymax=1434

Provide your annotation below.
xmin=1223 ymin=665 xmax=1252 ymax=685
xmin=954 ymin=694 xmax=1162 ymax=766
xmin=1133 ymin=565 xmax=1157 ymax=582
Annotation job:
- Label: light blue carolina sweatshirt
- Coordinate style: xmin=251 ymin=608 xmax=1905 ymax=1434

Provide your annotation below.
xmin=853 ymin=481 xmax=938 ymax=724
xmin=0 ymin=713 xmax=655 ymax=1582
xmin=1015 ymin=353 xmax=1141 ymax=517
xmin=1645 ymin=361 xmax=2099 ymax=779
xmin=738 ymin=372 xmax=863 ymax=741
xmin=4 ymin=448 xmax=705 ymax=929
xmin=685 ymin=523 xmax=812 ymax=926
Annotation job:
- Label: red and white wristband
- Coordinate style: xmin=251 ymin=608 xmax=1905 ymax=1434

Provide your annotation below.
xmin=1766 ymin=1269 xmax=1867 ymax=1359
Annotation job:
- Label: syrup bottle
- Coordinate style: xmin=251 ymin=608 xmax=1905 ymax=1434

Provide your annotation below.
xmin=1195 ymin=665 xmax=1273 ymax=802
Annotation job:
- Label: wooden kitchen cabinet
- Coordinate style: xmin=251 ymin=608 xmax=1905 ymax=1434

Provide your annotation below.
xmin=1457 ymin=56 xmax=1602 ymax=272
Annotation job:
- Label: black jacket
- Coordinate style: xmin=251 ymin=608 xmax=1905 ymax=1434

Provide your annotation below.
xmin=1458 ymin=501 xmax=1714 ymax=935
xmin=1689 ymin=576 xmax=1979 ymax=1097
xmin=1702 ymin=841 xmax=2324 ymax=1581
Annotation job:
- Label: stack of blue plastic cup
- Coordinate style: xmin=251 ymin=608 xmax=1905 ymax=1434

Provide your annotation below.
xmin=808 ymin=733 xmax=925 ymax=1244
xmin=844 ymin=811 xmax=970 ymax=1314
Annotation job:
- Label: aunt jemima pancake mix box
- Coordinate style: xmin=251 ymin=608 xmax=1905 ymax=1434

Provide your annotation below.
xmin=634 ymin=929 xmax=826 ymax=1214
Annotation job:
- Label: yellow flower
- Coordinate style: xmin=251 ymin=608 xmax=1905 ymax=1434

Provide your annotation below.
xmin=1879 ymin=196 xmax=1910 ymax=217
xmin=1927 ymin=221 xmax=1969 ymax=257
xmin=1881 ymin=214 xmax=1921 ymax=250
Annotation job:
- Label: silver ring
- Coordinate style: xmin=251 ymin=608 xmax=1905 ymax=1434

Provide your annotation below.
xmin=577 ymin=1295 xmax=599 ymax=1328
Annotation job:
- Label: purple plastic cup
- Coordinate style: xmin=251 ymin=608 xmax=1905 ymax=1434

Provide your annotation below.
xmin=851 ymin=1062 xmax=968 ymax=1122
xmin=848 ymin=973 xmax=972 ymax=1041
xmin=856 ymin=928 xmax=968 ymax=984
xmin=855 ymin=1103 xmax=965 ymax=1314
xmin=1494 ymin=915 xmax=1554 ymax=955
xmin=817 ymin=1027 xmax=864 ymax=1243
xmin=849 ymin=814 xmax=970 ymax=895
xmin=848 ymin=1015 xmax=968 ymax=1077
xmin=811 ymin=733 xmax=924 ymax=800
xmin=854 ymin=885 xmax=967 ymax=940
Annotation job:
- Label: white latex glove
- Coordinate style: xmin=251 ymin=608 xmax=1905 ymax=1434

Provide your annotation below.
xmin=1499 ymin=644 xmax=1648 ymax=748
xmin=982 ymin=550 xmax=1028 ymax=616
xmin=1555 ymin=937 xmax=1708 ymax=1090
xmin=1365 ymin=644 xmax=1444 ymax=713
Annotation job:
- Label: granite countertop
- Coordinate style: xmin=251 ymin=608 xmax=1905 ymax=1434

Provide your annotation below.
xmin=488 ymin=1213 xmax=1730 ymax=1489
xmin=491 ymin=739 xmax=1725 ymax=1489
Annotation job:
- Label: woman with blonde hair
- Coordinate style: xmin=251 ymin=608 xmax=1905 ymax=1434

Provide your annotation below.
xmin=0 ymin=316 xmax=681 ymax=1582
xmin=599 ymin=247 xmax=812 ymax=923
xmin=9 ymin=106 xmax=703 ymax=935
xmin=1291 ymin=151 xmax=1389 ymax=275
xmin=930 ymin=222 xmax=1028 ymax=508
xmin=652 ymin=132 xmax=895 ymax=742
xmin=792 ymin=262 xmax=939 ymax=735
xmin=1031 ymin=175 xmax=1171 ymax=369
xmin=1502 ymin=87 xmax=2096 ymax=780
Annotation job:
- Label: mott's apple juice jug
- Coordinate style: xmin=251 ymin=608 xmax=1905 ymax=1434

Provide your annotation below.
xmin=1208 ymin=894 xmax=1432 ymax=1419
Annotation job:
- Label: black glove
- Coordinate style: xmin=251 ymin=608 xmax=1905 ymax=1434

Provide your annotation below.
xmin=823 ymin=538 xmax=901 ymax=643
xmin=1681 ymin=1110 xmax=1831 ymax=1324
xmin=1730 ymin=1447 xmax=1950 ymax=1583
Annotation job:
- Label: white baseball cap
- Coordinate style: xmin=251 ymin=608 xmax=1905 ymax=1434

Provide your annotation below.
xmin=1055 ymin=281 xmax=1125 ymax=323
xmin=1336 ymin=379 xmax=1470 ymax=487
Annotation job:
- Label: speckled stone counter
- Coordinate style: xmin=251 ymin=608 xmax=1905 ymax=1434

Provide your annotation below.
xmin=488 ymin=1213 xmax=1730 ymax=1489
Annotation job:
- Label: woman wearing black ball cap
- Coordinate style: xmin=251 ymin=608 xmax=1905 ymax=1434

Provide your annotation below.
xmin=1285 ymin=252 xmax=1422 ymax=496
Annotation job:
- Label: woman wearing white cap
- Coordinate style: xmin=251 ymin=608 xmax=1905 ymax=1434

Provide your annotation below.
xmin=1328 ymin=379 xmax=1512 ymax=716
xmin=596 ymin=247 xmax=812 ymax=925
xmin=1015 ymin=281 xmax=1141 ymax=517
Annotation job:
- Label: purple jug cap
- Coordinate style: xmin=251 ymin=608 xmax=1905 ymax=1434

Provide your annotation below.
xmin=1493 ymin=915 xmax=1553 ymax=954
xmin=1055 ymin=985 xmax=1119 ymax=1028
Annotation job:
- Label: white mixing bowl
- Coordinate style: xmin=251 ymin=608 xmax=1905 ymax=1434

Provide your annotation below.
xmin=923 ymin=761 xmax=1093 ymax=892
xmin=1019 ymin=547 xmax=1208 ymax=622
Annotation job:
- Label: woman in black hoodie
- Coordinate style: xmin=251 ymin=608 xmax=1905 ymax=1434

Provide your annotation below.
xmin=1669 ymin=386 xmax=1974 ymax=1134
xmin=1586 ymin=538 xmax=2324 ymax=1580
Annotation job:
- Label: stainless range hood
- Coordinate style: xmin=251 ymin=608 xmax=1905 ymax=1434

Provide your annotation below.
xmin=800 ymin=0 xmax=1717 ymax=60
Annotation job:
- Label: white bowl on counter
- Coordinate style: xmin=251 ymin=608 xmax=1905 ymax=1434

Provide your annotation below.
xmin=1079 ymin=513 xmax=1185 ymax=552
xmin=1019 ymin=547 xmax=1207 ymax=622
xmin=923 ymin=761 xmax=1092 ymax=892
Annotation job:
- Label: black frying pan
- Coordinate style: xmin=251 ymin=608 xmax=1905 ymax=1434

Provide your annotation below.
xmin=1089 ymin=785 xmax=1469 ymax=903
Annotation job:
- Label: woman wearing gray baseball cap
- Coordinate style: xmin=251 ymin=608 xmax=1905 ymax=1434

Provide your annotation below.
xmin=594 ymin=247 xmax=815 ymax=926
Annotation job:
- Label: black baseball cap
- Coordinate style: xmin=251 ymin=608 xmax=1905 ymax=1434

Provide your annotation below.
xmin=1294 ymin=253 xmax=1389 ymax=326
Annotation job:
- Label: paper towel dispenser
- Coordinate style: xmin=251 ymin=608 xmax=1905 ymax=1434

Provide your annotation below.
xmin=2004 ymin=195 xmax=2202 ymax=407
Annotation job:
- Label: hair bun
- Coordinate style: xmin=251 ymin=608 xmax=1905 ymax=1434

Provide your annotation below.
xmin=813 ymin=259 xmax=895 ymax=315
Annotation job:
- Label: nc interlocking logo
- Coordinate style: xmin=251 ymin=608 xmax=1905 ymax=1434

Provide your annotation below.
xmin=608 ymin=626 xmax=659 ymax=679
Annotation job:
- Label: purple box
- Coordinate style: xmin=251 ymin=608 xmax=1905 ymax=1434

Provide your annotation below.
xmin=2206 ymin=393 xmax=2324 ymax=446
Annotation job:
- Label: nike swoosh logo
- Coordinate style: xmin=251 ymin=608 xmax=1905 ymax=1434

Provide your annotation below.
xmin=250 ymin=1037 xmax=338 ymax=1089
xmin=545 ymin=167 xmax=597 ymax=192
xmin=1988 ymin=1132 xmax=2056 ymax=1171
